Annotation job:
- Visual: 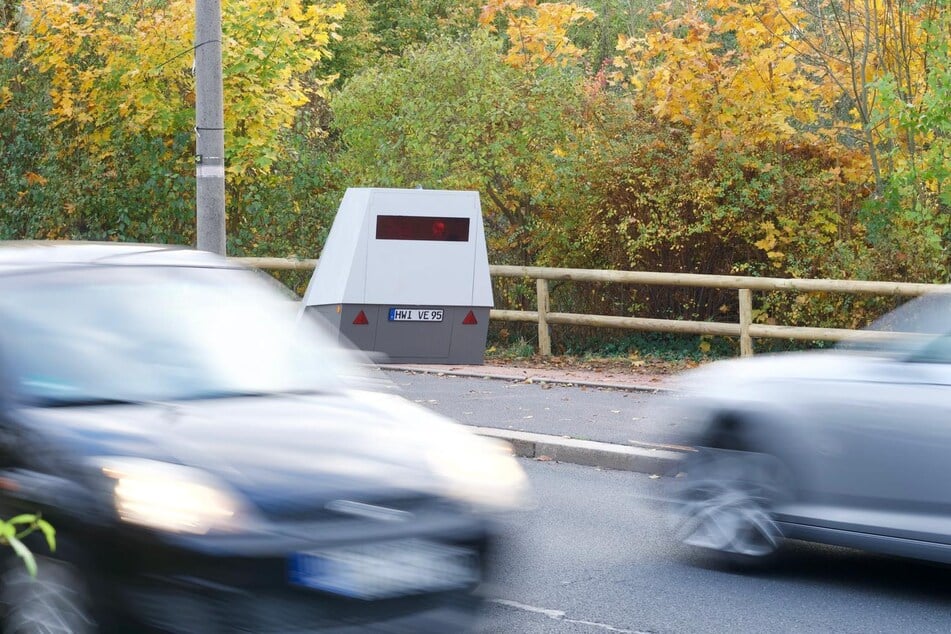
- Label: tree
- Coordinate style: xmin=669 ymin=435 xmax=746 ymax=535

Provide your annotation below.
xmin=365 ymin=0 xmax=482 ymax=58
xmin=782 ymin=0 xmax=950 ymax=274
xmin=3 ymin=0 xmax=344 ymax=248
xmin=331 ymin=32 xmax=588 ymax=264
xmin=568 ymin=0 xmax=673 ymax=72
xmin=770 ymin=0 xmax=943 ymax=193
xmin=19 ymin=0 xmax=344 ymax=179
xmin=613 ymin=0 xmax=949 ymax=282
xmin=614 ymin=0 xmax=832 ymax=153
xmin=480 ymin=0 xmax=597 ymax=70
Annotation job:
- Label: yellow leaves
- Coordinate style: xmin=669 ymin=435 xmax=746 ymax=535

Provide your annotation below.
xmin=754 ymin=222 xmax=785 ymax=267
xmin=21 ymin=0 xmax=343 ymax=181
xmin=480 ymin=0 xmax=529 ymax=27
xmin=88 ymin=128 xmax=112 ymax=148
xmin=0 ymin=29 xmax=17 ymax=105
xmin=615 ymin=34 xmax=639 ymax=54
xmin=754 ymin=222 xmax=778 ymax=252
xmin=1 ymin=30 xmax=18 ymax=58
xmin=480 ymin=0 xmax=596 ymax=70
xmin=325 ymin=3 xmax=347 ymax=21
xmin=51 ymin=90 xmax=74 ymax=119
xmin=613 ymin=0 xmax=829 ymax=155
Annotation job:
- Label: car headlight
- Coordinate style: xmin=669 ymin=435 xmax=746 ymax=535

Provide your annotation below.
xmin=96 ymin=458 xmax=246 ymax=535
xmin=427 ymin=435 xmax=531 ymax=513
xmin=348 ymin=389 xmax=532 ymax=513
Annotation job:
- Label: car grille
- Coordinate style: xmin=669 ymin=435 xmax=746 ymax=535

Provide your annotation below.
xmin=126 ymin=585 xmax=480 ymax=633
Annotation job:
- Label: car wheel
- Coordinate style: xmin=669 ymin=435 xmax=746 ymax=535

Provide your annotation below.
xmin=671 ymin=447 xmax=788 ymax=567
xmin=0 ymin=555 xmax=98 ymax=634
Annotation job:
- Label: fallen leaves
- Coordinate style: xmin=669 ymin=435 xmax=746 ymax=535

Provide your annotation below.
xmin=24 ymin=171 xmax=48 ymax=186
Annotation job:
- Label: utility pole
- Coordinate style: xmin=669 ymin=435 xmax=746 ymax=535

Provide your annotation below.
xmin=195 ymin=0 xmax=226 ymax=254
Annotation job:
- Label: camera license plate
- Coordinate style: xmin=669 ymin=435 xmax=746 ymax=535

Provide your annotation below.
xmin=388 ymin=308 xmax=444 ymax=322
xmin=288 ymin=539 xmax=478 ymax=600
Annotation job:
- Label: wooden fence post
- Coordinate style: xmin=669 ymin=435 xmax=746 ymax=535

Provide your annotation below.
xmin=537 ymin=277 xmax=552 ymax=356
xmin=739 ymin=288 xmax=753 ymax=357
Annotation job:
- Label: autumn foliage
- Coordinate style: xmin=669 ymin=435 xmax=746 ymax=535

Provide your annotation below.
xmin=1 ymin=0 xmax=949 ymax=342
xmin=479 ymin=0 xmax=595 ymax=69
xmin=2 ymin=0 xmax=343 ymax=245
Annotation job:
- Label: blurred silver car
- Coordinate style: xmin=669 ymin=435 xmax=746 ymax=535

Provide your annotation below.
xmin=669 ymin=290 xmax=951 ymax=567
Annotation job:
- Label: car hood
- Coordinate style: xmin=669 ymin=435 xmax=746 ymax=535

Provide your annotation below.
xmin=20 ymin=390 xmax=475 ymax=515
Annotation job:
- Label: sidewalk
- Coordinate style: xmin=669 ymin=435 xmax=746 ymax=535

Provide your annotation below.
xmin=385 ymin=362 xmax=676 ymax=393
xmin=381 ymin=362 xmax=688 ymax=476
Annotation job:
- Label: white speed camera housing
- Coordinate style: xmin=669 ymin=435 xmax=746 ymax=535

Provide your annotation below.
xmin=303 ymin=188 xmax=493 ymax=364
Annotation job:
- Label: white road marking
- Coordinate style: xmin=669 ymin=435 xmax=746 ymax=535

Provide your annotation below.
xmin=490 ymin=599 xmax=652 ymax=633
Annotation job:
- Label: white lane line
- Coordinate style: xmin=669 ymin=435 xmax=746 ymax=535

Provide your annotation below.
xmin=492 ymin=599 xmax=565 ymax=619
xmin=490 ymin=599 xmax=652 ymax=633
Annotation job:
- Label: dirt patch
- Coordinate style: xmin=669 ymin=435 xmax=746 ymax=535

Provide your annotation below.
xmin=484 ymin=354 xmax=702 ymax=376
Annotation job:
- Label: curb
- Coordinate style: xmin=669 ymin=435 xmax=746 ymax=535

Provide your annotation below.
xmin=380 ymin=364 xmax=674 ymax=394
xmin=469 ymin=426 xmax=686 ymax=475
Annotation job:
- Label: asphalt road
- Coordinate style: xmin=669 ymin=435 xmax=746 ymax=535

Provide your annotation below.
xmin=477 ymin=460 xmax=951 ymax=634
xmin=385 ymin=371 xmax=687 ymax=447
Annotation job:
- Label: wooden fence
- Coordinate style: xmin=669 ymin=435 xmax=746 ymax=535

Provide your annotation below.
xmin=233 ymin=257 xmax=943 ymax=357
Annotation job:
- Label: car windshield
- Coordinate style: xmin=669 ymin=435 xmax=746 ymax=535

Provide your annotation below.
xmin=0 ymin=265 xmax=356 ymax=405
xmin=837 ymin=290 xmax=951 ymax=355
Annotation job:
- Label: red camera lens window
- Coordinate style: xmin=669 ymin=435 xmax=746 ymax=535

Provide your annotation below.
xmin=375 ymin=216 xmax=470 ymax=242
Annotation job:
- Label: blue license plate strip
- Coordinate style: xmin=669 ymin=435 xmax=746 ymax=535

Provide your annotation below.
xmin=288 ymin=539 xmax=477 ymax=600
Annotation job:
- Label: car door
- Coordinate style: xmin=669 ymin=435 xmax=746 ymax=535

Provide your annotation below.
xmin=805 ymin=333 xmax=951 ymax=543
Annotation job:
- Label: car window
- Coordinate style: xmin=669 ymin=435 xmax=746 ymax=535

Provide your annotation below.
xmin=837 ymin=291 xmax=951 ymax=357
xmin=865 ymin=291 xmax=951 ymax=335
xmin=905 ymin=334 xmax=951 ymax=365
xmin=0 ymin=265 xmax=357 ymax=405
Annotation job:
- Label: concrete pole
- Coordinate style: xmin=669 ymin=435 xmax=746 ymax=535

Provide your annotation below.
xmin=195 ymin=0 xmax=226 ymax=254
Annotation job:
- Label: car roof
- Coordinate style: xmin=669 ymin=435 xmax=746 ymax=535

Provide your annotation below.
xmin=0 ymin=241 xmax=233 ymax=271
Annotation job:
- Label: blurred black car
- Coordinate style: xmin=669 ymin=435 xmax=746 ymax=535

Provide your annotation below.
xmin=0 ymin=243 xmax=528 ymax=633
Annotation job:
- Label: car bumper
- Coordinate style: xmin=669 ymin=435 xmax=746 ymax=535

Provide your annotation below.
xmin=123 ymin=581 xmax=484 ymax=633
xmin=91 ymin=514 xmax=494 ymax=633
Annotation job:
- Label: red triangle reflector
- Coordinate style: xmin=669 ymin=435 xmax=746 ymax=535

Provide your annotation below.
xmin=353 ymin=310 xmax=369 ymax=325
xmin=462 ymin=310 xmax=478 ymax=325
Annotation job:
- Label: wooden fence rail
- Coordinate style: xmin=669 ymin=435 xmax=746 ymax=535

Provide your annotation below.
xmin=232 ymin=257 xmax=944 ymax=357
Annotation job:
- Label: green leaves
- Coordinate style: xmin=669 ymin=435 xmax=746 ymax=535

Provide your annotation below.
xmin=332 ymin=31 xmax=587 ymax=262
xmin=0 ymin=515 xmax=56 ymax=578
